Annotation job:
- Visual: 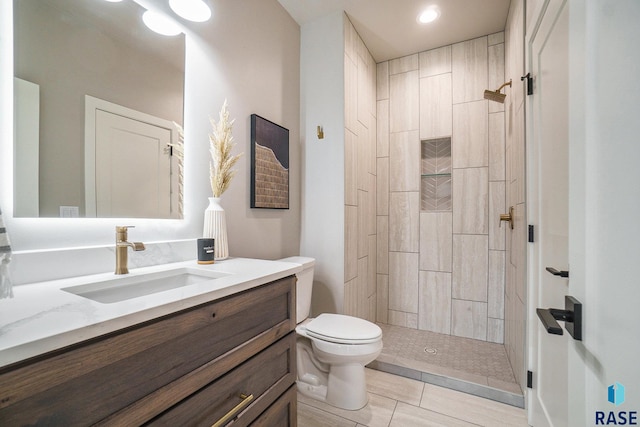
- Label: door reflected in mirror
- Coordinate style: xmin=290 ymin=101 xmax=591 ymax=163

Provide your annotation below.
xmin=13 ymin=0 xmax=185 ymax=218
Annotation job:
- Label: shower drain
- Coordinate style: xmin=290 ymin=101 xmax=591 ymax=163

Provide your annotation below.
xmin=424 ymin=347 xmax=438 ymax=355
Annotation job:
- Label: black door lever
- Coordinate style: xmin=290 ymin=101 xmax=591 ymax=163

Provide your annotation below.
xmin=536 ymin=296 xmax=582 ymax=340
xmin=546 ymin=267 xmax=569 ymax=278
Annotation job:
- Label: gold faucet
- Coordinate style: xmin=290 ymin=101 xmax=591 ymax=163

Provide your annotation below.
xmin=115 ymin=226 xmax=146 ymax=275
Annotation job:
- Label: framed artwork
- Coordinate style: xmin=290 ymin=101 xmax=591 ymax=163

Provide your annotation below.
xmin=250 ymin=114 xmax=289 ymax=209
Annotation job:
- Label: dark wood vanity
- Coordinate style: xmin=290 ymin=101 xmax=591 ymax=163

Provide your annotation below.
xmin=0 ymin=275 xmax=297 ymax=426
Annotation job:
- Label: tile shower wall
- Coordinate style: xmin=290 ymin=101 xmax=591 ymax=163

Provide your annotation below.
xmin=343 ymin=17 xmax=377 ymax=322
xmin=377 ymin=34 xmax=506 ymax=343
xmin=504 ymin=0 xmax=527 ymax=391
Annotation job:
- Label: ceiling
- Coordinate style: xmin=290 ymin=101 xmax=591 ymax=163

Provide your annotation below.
xmin=276 ymin=0 xmax=512 ymax=63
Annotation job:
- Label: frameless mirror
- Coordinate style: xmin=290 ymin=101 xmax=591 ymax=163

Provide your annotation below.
xmin=13 ymin=0 xmax=185 ymax=218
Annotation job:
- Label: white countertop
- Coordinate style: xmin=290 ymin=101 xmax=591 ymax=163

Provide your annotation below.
xmin=0 ymin=258 xmax=302 ymax=368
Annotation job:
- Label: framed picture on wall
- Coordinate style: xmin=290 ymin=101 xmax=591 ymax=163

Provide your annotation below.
xmin=250 ymin=114 xmax=289 ymax=209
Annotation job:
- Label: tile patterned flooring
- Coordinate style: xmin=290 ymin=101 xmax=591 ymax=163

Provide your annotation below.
xmin=369 ymin=324 xmax=524 ymax=407
xmin=297 ymin=368 xmax=529 ymax=426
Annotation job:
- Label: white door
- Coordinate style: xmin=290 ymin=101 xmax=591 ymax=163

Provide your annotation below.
xmin=95 ymin=110 xmax=172 ymax=218
xmin=527 ymin=0 xmax=570 ymax=425
xmin=528 ymin=1 xmax=640 ymax=426
xmin=84 ymin=95 xmax=180 ymax=219
xmin=565 ymin=1 xmax=640 ymax=426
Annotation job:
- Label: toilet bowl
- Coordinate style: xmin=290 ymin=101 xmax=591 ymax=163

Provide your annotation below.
xmin=278 ymin=257 xmax=383 ymax=410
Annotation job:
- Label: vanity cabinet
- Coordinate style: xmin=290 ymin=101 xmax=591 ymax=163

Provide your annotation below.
xmin=0 ymin=275 xmax=297 ymax=426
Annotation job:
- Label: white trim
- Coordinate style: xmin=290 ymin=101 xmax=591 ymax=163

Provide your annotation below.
xmin=13 ymin=78 xmax=39 ymax=217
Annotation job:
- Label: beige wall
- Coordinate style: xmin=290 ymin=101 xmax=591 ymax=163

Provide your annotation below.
xmin=376 ymin=34 xmax=507 ymax=343
xmin=504 ymin=0 xmax=527 ymax=392
xmin=343 ymin=17 xmax=377 ymax=322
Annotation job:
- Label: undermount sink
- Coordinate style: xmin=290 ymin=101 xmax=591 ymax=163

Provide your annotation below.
xmin=62 ymin=268 xmax=229 ymax=303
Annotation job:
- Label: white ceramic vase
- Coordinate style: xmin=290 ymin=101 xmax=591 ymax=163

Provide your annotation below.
xmin=203 ymin=197 xmax=229 ymax=260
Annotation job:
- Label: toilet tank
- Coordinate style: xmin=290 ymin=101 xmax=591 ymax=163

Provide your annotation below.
xmin=278 ymin=256 xmax=315 ymax=324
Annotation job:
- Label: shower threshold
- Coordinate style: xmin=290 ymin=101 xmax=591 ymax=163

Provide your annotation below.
xmin=367 ymin=323 xmax=524 ymax=408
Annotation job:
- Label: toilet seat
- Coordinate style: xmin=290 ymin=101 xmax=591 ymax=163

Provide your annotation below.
xmin=305 ymin=313 xmax=382 ymax=344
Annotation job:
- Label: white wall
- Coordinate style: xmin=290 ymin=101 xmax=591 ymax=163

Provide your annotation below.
xmin=299 ymin=12 xmax=346 ymax=316
xmin=0 ymin=0 xmax=301 ymax=283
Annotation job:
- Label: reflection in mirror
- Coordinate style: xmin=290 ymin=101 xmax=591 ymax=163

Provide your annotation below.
xmin=13 ymin=0 xmax=185 ymax=218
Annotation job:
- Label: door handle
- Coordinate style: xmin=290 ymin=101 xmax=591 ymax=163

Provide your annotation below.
xmin=536 ymin=309 xmax=564 ymax=335
xmin=499 ymin=206 xmax=514 ymax=229
xmin=546 ymin=267 xmax=569 ymax=278
xmin=536 ymin=296 xmax=582 ymax=340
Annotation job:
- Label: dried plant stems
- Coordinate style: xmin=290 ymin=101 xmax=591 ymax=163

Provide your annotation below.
xmin=209 ymin=100 xmax=242 ymax=198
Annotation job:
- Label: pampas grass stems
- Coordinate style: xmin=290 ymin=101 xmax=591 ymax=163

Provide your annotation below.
xmin=209 ymin=100 xmax=242 ymax=198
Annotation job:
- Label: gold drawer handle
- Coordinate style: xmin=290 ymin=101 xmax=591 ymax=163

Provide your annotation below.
xmin=211 ymin=393 xmax=254 ymax=427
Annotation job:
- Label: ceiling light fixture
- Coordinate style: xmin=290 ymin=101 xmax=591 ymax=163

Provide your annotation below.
xmin=417 ymin=7 xmax=440 ymax=24
xmin=169 ymin=0 xmax=212 ymax=22
xmin=142 ymin=10 xmax=182 ymax=36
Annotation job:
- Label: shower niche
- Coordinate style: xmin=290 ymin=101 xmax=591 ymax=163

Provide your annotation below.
xmin=421 ymin=137 xmax=452 ymax=211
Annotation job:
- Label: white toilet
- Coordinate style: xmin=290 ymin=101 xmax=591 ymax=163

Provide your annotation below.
xmin=279 ymin=256 xmax=383 ymax=410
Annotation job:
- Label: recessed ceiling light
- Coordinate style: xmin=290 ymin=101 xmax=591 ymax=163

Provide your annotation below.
xmin=142 ymin=10 xmax=182 ymax=36
xmin=102 ymin=0 xmax=124 ymax=2
xmin=417 ymin=7 xmax=440 ymax=24
xmin=169 ymin=0 xmax=212 ymax=22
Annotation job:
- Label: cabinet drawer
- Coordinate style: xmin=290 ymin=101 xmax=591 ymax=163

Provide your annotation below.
xmin=0 ymin=276 xmax=295 ymax=426
xmin=146 ymin=333 xmax=296 ymax=427
xmin=249 ymin=385 xmax=297 ymax=427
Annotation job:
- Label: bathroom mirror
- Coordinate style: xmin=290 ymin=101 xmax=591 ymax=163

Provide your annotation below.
xmin=13 ymin=0 xmax=185 ymax=218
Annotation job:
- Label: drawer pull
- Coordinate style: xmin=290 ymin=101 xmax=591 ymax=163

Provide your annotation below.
xmin=211 ymin=393 xmax=254 ymax=427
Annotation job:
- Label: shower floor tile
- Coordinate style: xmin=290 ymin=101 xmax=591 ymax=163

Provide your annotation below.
xmin=369 ymin=323 xmax=524 ymax=407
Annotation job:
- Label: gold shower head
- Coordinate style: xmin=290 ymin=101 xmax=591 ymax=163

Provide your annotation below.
xmin=484 ymin=79 xmax=512 ymax=103
xmin=484 ymin=89 xmax=507 ymax=103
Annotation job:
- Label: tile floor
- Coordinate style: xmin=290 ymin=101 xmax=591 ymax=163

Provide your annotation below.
xmin=368 ymin=324 xmax=523 ymax=407
xmin=297 ymin=368 xmax=529 ymax=427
